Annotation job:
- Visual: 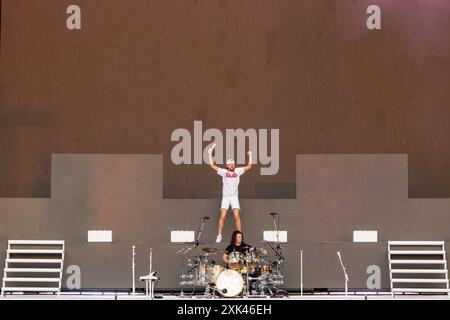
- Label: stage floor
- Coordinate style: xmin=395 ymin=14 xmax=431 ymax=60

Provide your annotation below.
xmin=1 ymin=292 xmax=449 ymax=300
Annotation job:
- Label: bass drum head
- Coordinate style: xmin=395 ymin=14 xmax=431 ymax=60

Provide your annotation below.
xmin=215 ymin=269 xmax=244 ymax=297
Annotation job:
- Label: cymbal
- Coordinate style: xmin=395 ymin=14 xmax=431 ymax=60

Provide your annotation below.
xmin=256 ymin=247 xmax=268 ymax=256
xmin=201 ymin=252 xmax=217 ymax=256
xmin=202 ymin=247 xmax=218 ymax=253
xmin=189 ymin=255 xmax=206 ymax=260
xmin=191 ymin=252 xmax=218 ymax=259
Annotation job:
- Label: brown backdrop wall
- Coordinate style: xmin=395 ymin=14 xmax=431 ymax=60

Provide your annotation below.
xmin=1 ymin=0 xmax=450 ymax=198
xmin=1 ymin=0 xmax=450 ymax=290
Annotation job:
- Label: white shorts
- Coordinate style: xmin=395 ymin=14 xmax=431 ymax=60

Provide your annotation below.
xmin=220 ymin=196 xmax=240 ymax=210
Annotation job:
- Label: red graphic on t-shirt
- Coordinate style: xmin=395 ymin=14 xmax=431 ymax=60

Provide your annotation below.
xmin=225 ymin=172 xmax=238 ymax=178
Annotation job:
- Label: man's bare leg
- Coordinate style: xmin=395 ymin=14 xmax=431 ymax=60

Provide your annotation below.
xmin=218 ymin=209 xmax=227 ymax=236
xmin=233 ymin=208 xmax=242 ymax=231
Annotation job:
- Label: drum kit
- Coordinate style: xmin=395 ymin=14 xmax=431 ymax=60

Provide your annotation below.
xmin=177 ymin=213 xmax=286 ymax=298
xmin=178 ymin=243 xmax=285 ymax=297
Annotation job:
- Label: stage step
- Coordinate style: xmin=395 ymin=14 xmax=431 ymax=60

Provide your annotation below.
xmin=1 ymin=240 xmax=65 ymax=296
xmin=4 ymin=268 xmax=61 ymax=273
xmin=388 ymin=241 xmax=450 ymax=297
xmin=7 ymin=240 xmax=64 ymax=245
xmin=6 ymin=259 xmax=63 ymax=263
xmin=392 ymin=279 xmax=449 ymax=283
xmin=391 ymin=269 xmax=448 ymax=274
xmin=3 ymin=277 xmax=60 ymax=282
xmin=390 ymin=260 xmax=446 ymax=264
xmin=390 ymin=250 xmax=445 ymax=255
xmin=389 ymin=241 xmax=445 ymax=246
xmin=7 ymin=249 xmax=64 ymax=254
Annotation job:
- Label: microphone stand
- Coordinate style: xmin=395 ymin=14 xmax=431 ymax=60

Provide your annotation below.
xmin=265 ymin=240 xmax=283 ymax=261
xmin=149 ymin=248 xmax=154 ymax=300
xmin=269 ymin=213 xmax=284 ymax=264
xmin=132 ymin=245 xmax=136 ymax=298
xmin=337 ymin=252 xmax=349 ymax=296
xmin=272 ymin=214 xmax=280 ymax=247
xmin=176 ymin=216 xmax=210 ymax=256
xmin=195 ymin=217 xmax=209 ymax=248
xmin=300 ymin=250 xmax=303 ymax=296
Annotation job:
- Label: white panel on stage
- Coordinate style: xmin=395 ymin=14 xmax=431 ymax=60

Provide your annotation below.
xmin=263 ymin=231 xmax=287 ymax=243
xmin=353 ymin=230 xmax=378 ymax=242
xmin=88 ymin=230 xmax=113 ymax=242
xmin=171 ymin=231 xmax=195 ymax=243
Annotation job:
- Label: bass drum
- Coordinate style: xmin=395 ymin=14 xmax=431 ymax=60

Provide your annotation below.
xmin=215 ymin=269 xmax=244 ymax=297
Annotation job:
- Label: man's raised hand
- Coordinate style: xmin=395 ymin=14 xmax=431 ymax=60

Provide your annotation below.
xmin=208 ymin=148 xmax=219 ymax=171
xmin=244 ymin=151 xmax=253 ymax=172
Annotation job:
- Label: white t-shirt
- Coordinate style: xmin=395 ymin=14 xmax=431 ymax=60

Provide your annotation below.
xmin=217 ymin=167 xmax=245 ymax=197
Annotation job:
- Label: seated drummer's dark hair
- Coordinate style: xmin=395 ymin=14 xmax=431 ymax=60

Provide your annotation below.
xmin=230 ymin=230 xmax=244 ymax=246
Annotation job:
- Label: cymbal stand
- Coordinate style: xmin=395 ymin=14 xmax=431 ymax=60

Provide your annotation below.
xmin=176 ymin=216 xmax=209 ymax=297
xmin=244 ymin=249 xmax=251 ymax=297
xmin=176 ymin=244 xmax=195 ymax=297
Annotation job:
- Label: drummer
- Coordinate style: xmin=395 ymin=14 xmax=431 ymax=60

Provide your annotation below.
xmin=223 ymin=230 xmax=253 ymax=266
